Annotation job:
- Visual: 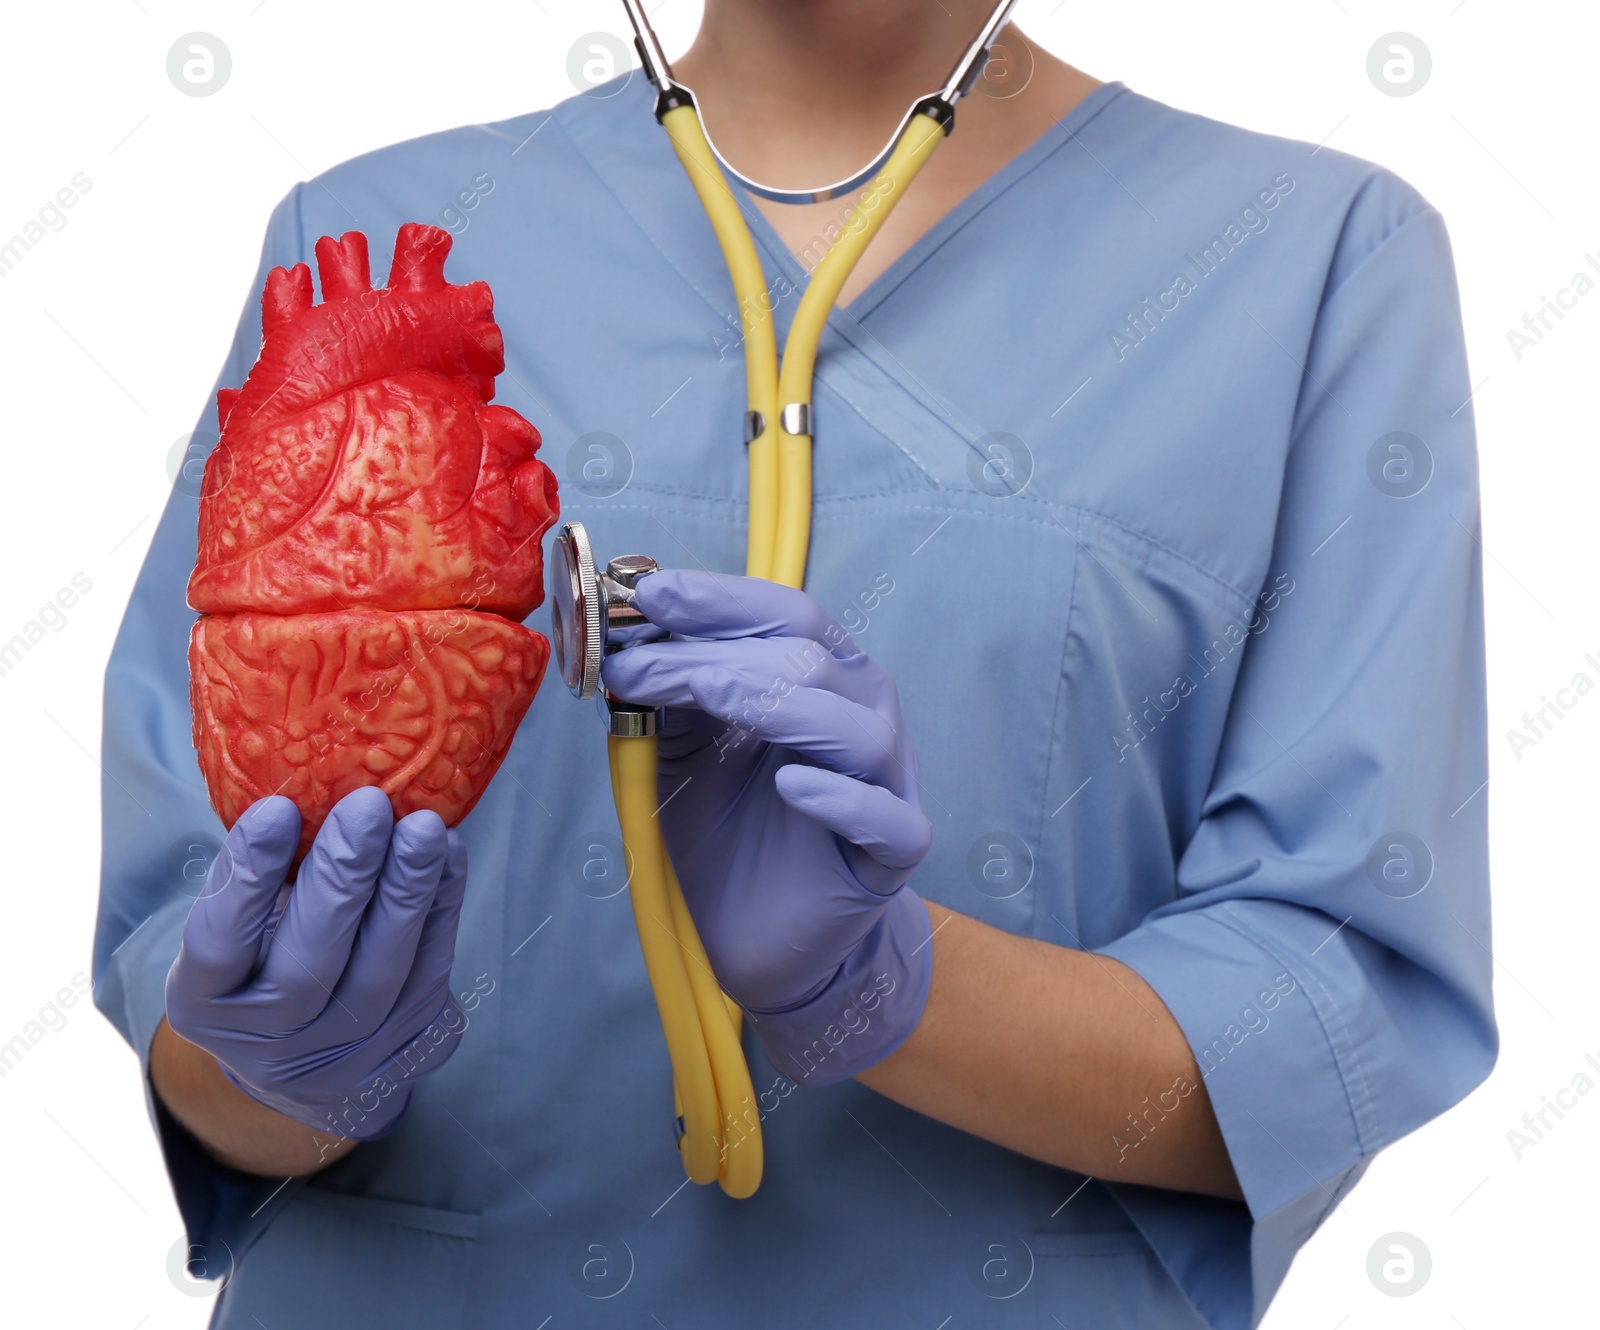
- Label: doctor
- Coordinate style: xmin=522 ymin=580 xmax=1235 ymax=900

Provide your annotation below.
xmin=95 ymin=2 xmax=1494 ymax=1327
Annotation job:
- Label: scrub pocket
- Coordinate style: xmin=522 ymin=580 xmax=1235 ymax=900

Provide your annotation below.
xmin=964 ymin=1170 xmax=1206 ymax=1329
xmin=1031 ymin=1251 xmax=1210 ymax=1328
xmin=945 ymin=1220 xmax=1207 ymax=1327
xmin=802 ymin=492 xmax=1082 ymax=944
xmin=210 ymin=1186 xmax=480 ymax=1330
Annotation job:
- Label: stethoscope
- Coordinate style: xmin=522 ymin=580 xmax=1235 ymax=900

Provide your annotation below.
xmin=548 ymin=0 xmax=1020 ymax=1199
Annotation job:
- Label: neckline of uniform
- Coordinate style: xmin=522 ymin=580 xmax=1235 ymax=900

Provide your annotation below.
xmin=735 ymin=78 xmax=1134 ymax=322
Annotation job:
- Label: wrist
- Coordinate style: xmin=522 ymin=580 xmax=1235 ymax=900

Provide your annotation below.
xmin=149 ymin=1019 xmax=359 ymax=1176
xmin=218 ymin=1063 xmax=414 ymax=1142
xmin=747 ymin=888 xmax=933 ymax=1087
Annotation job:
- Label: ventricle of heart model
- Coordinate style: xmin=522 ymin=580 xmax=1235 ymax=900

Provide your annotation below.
xmin=187 ymin=224 xmax=560 ymax=862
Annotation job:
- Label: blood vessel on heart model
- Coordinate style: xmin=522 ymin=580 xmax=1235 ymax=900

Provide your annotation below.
xmin=187 ymin=224 xmax=560 ymax=860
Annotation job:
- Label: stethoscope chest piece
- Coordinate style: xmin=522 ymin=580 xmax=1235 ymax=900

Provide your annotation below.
xmin=549 ymin=520 xmax=661 ymax=736
xmin=551 ymin=521 xmax=602 ymax=700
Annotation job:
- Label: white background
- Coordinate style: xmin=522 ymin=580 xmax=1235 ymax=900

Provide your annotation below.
xmin=0 ymin=1 xmax=1593 ymax=1326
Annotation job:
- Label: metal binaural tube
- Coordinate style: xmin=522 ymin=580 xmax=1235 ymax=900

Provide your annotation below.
xmin=615 ymin=0 xmax=1020 ymax=205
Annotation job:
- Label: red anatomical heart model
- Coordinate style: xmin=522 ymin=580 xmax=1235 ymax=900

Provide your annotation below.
xmin=188 ymin=224 xmax=559 ymax=860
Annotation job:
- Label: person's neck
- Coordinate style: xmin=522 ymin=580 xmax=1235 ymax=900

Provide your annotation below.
xmin=673 ymin=0 xmax=1053 ymax=190
xmin=670 ymin=1 xmax=1101 ymax=305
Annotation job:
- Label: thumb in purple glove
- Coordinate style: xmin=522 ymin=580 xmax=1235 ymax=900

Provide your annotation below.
xmin=165 ymin=787 xmax=469 ymax=1140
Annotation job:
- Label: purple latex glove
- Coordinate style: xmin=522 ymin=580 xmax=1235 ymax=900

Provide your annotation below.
xmin=601 ymin=570 xmax=934 ymax=1086
xmin=165 ymin=787 xmax=469 ymax=1141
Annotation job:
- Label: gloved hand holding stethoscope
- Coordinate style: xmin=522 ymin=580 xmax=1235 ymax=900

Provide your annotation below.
xmin=600 ymin=570 xmax=934 ymax=1087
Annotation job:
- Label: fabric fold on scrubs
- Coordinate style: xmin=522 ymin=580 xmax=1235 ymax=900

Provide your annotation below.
xmin=1098 ymin=198 xmax=1494 ymax=1330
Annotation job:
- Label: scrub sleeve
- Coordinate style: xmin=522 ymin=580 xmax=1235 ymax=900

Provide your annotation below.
xmin=1097 ymin=192 xmax=1495 ymax=1328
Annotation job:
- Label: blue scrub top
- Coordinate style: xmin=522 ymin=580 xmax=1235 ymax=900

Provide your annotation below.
xmin=94 ymin=75 xmax=1495 ymax=1330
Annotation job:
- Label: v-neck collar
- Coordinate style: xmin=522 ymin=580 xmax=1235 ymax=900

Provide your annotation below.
xmin=553 ymin=72 xmax=1132 ymax=480
xmin=739 ymin=79 xmax=1131 ymax=323
xmin=557 ymin=72 xmax=1129 ymax=336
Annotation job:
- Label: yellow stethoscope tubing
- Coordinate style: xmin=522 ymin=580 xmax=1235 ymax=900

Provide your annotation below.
xmin=768 ymin=111 xmax=948 ymax=588
xmin=611 ymin=105 xmax=948 ymax=1198
xmin=660 ymin=105 xmax=948 ymax=587
xmin=660 ymin=105 xmax=781 ymax=581
xmin=605 ymin=734 xmax=720 ymax=1185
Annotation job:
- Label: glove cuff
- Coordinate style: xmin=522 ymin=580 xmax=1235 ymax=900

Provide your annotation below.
xmin=218 ymin=1063 xmax=414 ymax=1143
xmin=747 ymin=887 xmax=933 ymax=1087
